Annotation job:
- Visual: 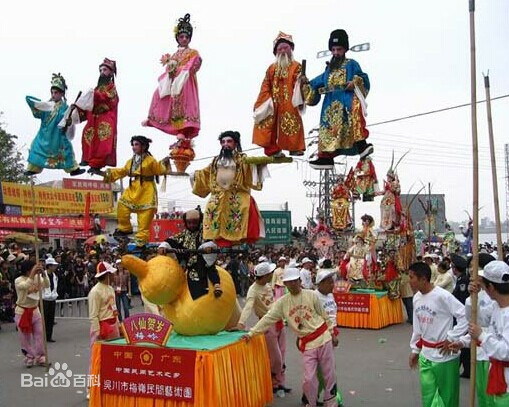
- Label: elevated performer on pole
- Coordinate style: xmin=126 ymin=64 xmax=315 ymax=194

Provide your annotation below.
xmin=253 ymin=32 xmax=306 ymax=157
xmin=142 ymin=13 xmax=200 ymax=162
xmin=191 ymin=130 xmax=291 ymax=247
xmin=72 ymin=58 xmax=118 ymax=174
xmin=100 ymin=136 xmax=171 ymax=248
xmin=25 ymin=73 xmax=84 ymax=176
xmin=303 ymin=29 xmax=371 ymax=170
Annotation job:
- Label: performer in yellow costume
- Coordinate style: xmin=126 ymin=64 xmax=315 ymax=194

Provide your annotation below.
xmin=103 ymin=136 xmax=171 ymax=247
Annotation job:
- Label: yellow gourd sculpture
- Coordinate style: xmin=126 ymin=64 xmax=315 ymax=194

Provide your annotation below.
xmin=122 ymin=254 xmax=240 ymax=336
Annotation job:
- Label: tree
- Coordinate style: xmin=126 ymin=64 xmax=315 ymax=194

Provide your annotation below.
xmin=0 ymin=114 xmax=30 ymax=184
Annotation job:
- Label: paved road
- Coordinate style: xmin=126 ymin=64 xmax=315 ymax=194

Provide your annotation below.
xmin=0 ymin=297 xmax=471 ymax=406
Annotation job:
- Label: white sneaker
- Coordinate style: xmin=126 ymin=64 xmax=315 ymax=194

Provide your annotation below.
xmin=276 ymin=389 xmax=285 ymax=398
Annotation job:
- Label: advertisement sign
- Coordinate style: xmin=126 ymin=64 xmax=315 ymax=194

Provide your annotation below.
xmin=101 ymin=344 xmax=196 ymax=401
xmin=334 ymin=292 xmax=371 ymax=314
xmin=0 ymin=181 xmax=113 ymax=215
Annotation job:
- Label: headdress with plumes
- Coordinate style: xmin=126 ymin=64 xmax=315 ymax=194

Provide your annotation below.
xmin=174 ymin=13 xmax=193 ymax=41
xmin=387 ymin=150 xmax=410 ymax=177
xmin=51 ymin=73 xmax=67 ymax=93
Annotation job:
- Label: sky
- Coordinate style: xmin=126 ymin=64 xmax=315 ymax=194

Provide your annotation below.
xmin=1 ymin=0 xmax=508 ymax=228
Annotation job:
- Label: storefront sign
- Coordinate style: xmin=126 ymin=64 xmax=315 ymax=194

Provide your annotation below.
xmin=121 ymin=314 xmax=172 ymax=347
xmin=334 ymin=293 xmax=371 ymax=313
xmin=101 ymin=344 xmax=196 ymax=401
xmin=0 ymin=181 xmax=113 ymax=215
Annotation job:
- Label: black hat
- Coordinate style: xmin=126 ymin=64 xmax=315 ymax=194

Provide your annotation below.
xmin=478 ymin=253 xmax=496 ymax=269
xmin=218 ymin=130 xmax=242 ymax=151
xmin=450 ymin=253 xmax=468 ymax=271
xmin=329 ymin=29 xmax=349 ymax=51
xmin=131 ymin=135 xmax=152 ymax=150
xmin=175 ymin=13 xmax=193 ymax=41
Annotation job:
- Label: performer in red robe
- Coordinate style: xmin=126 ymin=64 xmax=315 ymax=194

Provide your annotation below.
xmin=77 ymin=58 xmax=119 ymax=172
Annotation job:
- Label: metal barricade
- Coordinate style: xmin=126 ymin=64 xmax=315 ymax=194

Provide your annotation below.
xmin=56 ymin=297 xmax=88 ymax=319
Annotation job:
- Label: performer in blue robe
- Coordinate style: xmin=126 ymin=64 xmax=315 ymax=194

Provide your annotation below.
xmin=25 ymin=73 xmax=84 ymax=176
xmin=304 ymin=29 xmax=372 ymax=170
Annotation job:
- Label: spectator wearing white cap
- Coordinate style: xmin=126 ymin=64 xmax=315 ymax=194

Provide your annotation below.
xmin=272 ymin=256 xmax=287 ymax=300
xmin=313 ymin=259 xmax=344 ymax=406
xmin=423 ymin=254 xmax=439 ymax=285
xmin=42 ymin=257 xmax=59 ymax=342
xmin=245 ymin=267 xmax=339 ymax=407
xmin=300 ymin=257 xmax=315 ymax=290
xmin=468 ymin=260 xmax=509 ymax=403
xmin=237 ymin=262 xmax=289 ymax=398
xmin=157 ymin=241 xmax=171 ymax=256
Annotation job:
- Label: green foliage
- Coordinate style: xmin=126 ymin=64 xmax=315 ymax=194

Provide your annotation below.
xmin=0 ymin=113 xmax=30 ymax=184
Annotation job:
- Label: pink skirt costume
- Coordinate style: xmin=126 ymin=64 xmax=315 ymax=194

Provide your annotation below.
xmin=145 ymin=47 xmax=201 ymax=138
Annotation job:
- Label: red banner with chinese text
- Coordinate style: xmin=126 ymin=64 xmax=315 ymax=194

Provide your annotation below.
xmin=100 ymin=344 xmax=196 ymax=401
xmin=149 ymin=219 xmax=185 ymax=242
xmin=0 ymin=215 xmax=105 ymax=230
xmin=121 ymin=314 xmax=172 ymax=347
xmin=334 ymin=293 xmax=371 ymax=314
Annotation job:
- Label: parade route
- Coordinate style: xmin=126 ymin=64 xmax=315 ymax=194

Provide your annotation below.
xmin=0 ymin=298 xmax=471 ymax=407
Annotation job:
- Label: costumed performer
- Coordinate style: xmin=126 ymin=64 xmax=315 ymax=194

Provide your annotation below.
xmin=143 ymin=13 xmax=201 ymax=144
xmin=331 ymin=175 xmax=352 ymax=231
xmin=353 ymin=156 xmax=378 ymax=202
xmin=408 ymin=262 xmax=467 ymax=407
xmin=253 ymin=32 xmax=305 ymax=157
xmin=314 ymin=263 xmax=344 ymax=407
xmin=303 ymin=29 xmax=371 ymax=170
xmin=14 ymin=261 xmax=49 ymax=367
xmin=342 ymin=234 xmax=369 ymax=284
xmin=377 ymin=159 xmax=402 ymax=232
xmin=244 ymin=267 xmax=339 ymax=407
xmin=237 ymin=261 xmax=289 ymax=398
xmin=25 ymin=73 xmax=84 ymax=176
xmin=102 ymin=136 xmax=171 ymax=248
xmin=191 ymin=130 xmax=291 ymax=247
xmin=442 ymin=223 xmax=457 ymax=256
xmin=73 ymin=58 xmax=119 ymax=173
xmin=166 ymin=208 xmax=223 ymax=299
xmin=87 ymin=261 xmax=119 ymax=398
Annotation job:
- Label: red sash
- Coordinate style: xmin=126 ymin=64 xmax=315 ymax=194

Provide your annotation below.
xmin=275 ymin=320 xmax=284 ymax=332
xmin=416 ymin=339 xmax=445 ymax=349
xmin=487 ymin=358 xmax=509 ymax=395
xmin=99 ymin=317 xmax=118 ymax=340
xmin=296 ymin=322 xmax=328 ymax=353
xmin=18 ymin=306 xmax=37 ymax=334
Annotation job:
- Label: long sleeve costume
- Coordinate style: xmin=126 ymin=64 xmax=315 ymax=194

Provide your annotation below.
xmin=305 ymin=58 xmax=369 ymax=157
xmin=26 ymin=96 xmax=80 ymax=173
xmin=253 ymin=61 xmax=305 ymax=156
xmin=104 ymin=154 xmax=170 ymax=246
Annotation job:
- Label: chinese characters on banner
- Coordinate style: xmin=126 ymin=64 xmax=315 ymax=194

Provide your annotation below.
xmin=0 ymin=181 xmax=113 ymax=215
xmin=121 ymin=314 xmax=173 ymax=347
xmin=0 ymin=215 xmax=105 ymax=230
xmin=101 ymin=344 xmax=196 ymax=401
xmin=149 ymin=219 xmax=185 ymax=242
xmin=62 ymin=178 xmax=112 ymax=191
xmin=333 ymin=293 xmax=371 ymax=314
xmin=258 ymin=210 xmax=292 ymax=245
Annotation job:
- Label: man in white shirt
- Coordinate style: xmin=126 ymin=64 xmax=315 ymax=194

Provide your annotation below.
xmin=42 ymin=257 xmax=59 ymax=342
xmin=408 ymin=261 xmax=468 ymax=407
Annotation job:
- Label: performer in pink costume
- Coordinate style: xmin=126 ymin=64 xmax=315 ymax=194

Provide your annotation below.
xmin=143 ymin=13 xmax=201 ymax=140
